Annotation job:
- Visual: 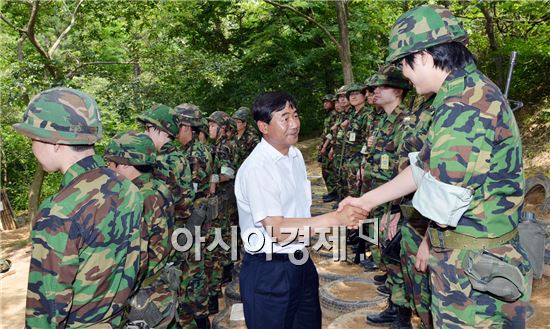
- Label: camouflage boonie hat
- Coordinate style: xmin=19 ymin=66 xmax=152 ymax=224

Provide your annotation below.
xmin=369 ymin=65 xmax=411 ymax=90
xmin=346 ymin=83 xmax=367 ymax=97
xmin=207 ymin=111 xmax=231 ymax=129
xmin=104 ymin=131 xmax=156 ymax=166
xmin=175 ymin=103 xmax=202 ymax=127
xmin=335 ymin=85 xmax=348 ymax=96
xmin=13 ymin=87 xmax=102 ymax=145
xmin=386 ymin=5 xmax=469 ymax=64
xmin=137 ymin=104 xmax=179 ymax=137
xmin=322 ymin=94 xmax=335 ymax=102
xmin=232 ymin=107 xmax=251 ymax=121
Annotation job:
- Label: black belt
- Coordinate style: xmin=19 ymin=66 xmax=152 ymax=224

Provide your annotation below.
xmin=248 ymin=250 xmax=305 ymax=261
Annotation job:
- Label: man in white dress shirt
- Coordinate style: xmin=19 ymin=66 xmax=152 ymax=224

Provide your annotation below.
xmin=235 ymin=91 xmax=366 ymax=329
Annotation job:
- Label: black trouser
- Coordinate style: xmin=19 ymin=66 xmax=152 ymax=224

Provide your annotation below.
xmin=240 ymin=252 xmax=322 ymax=329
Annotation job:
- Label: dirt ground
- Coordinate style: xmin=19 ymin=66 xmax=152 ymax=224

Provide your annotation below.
xmin=1 ymin=137 xmax=549 ymax=328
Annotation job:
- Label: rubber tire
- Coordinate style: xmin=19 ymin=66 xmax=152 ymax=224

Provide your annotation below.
xmin=525 ymin=174 xmax=550 ymax=211
xmin=319 ymin=277 xmax=387 ymax=315
xmin=224 ymin=279 xmax=241 ymax=307
xmin=211 ymin=307 xmax=231 ymax=329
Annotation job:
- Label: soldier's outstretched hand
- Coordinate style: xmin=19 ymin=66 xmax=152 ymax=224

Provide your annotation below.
xmin=335 ymin=205 xmax=368 ymax=229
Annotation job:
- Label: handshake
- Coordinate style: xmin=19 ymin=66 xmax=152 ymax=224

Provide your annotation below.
xmin=332 ymin=196 xmax=370 ymax=229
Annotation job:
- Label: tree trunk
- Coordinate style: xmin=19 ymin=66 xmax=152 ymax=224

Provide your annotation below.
xmin=28 ymin=164 xmax=44 ymax=225
xmin=334 ymin=0 xmax=353 ymax=84
xmin=480 ymin=3 xmax=504 ymax=87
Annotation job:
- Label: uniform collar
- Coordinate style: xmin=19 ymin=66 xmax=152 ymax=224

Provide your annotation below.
xmin=132 ymin=172 xmax=152 ymax=188
xmin=433 ymin=62 xmax=478 ymax=108
xmin=260 ymin=138 xmax=298 ymax=161
xmin=159 ymin=140 xmax=177 ymax=154
xmin=61 ymin=154 xmax=105 ymax=188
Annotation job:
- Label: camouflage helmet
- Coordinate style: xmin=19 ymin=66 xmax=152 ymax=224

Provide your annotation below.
xmin=364 ymin=75 xmax=376 ymax=87
xmin=369 ymin=65 xmax=411 ymax=90
xmin=197 ymin=117 xmax=209 ymax=134
xmin=137 ymin=104 xmax=179 ymax=137
xmin=207 ymin=111 xmax=231 ymax=129
xmin=386 ymin=5 xmax=469 ymax=64
xmin=13 ymin=87 xmax=102 ymax=145
xmin=104 ymin=131 xmax=156 ymax=166
xmin=322 ymin=94 xmax=335 ymax=102
xmin=335 ymin=85 xmax=348 ymax=96
xmin=175 ymin=103 xmax=202 ymax=127
xmin=346 ymin=83 xmax=367 ymax=97
xmin=232 ymin=107 xmax=251 ymax=122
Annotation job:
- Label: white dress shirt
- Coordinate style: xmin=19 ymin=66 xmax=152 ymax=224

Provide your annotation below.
xmin=235 ymin=138 xmax=312 ymax=254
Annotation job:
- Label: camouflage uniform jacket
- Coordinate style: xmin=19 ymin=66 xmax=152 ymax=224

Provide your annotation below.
xmin=133 ymin=172 xmax=175 ymax=278
xmin=212 ymin=137 xmax=236 ymax=181
xmin=363 ymin=103 xmax=409 ymax=189
xmin=181 ymin=139 xmax=213 ymax=198
xmin=344 ymin=106 xmax=370 ymax=157
xmin=154 ymin=140 xmax=194 ymax=219
xmin=416 ymin=62 xmax=524 ymax=238
xmin=331 ymin=109 xmax=350 ymax=154
xmin=236 ymin=127 xmax=260 ymax=166
xmin=397 ymin=95 xmax=436 ymax=174
xmin=320 ymin=110 xmax=337 ymax=146
xmin=26 ymin=155 xmax=144 ymax=328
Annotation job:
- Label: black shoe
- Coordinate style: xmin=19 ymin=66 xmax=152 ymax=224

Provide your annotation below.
xmin=389 ymin=306 xmax=412 ymax=329
xmin=194 ymin=315 xmax=211 ymax=329
xmin=366 ymin=301 xmax=398 ymax=325
xmin=361 ymin=260 xmax=379 ymax=272
xmin=373 ymin=273 xmax=387 ymax=285
xmin=222 ymin=264 xmax=233 ymax=284
xmin=208 ymin=296 xmax=219 ymax=315
xmin=322 ymin=191 xmax=338 ymax=202
xmin=376 ymin=285 xmax=391 ymax=297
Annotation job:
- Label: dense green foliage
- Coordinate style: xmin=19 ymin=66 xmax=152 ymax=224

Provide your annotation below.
xmin=1 ymin=0 xmax=549 ymax=211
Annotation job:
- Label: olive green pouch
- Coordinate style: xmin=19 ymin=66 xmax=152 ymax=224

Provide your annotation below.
xmin=463 ymin=250 xmax=525 ymax=302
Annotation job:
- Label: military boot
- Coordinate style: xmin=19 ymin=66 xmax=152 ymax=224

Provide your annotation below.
xmin=366 ymin=301 xmax=398 ymax=325
xmin=194 ymin=315 xmax=211 ymax=329
xmin=208 ymin=296 xmax=219 ymax=315
xmin=389 ymin=306 xmax=412 ymax=329
xmin=221 ymin=264 xmax=233 ymax=284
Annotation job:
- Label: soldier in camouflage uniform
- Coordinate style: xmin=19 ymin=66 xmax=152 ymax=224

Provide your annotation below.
xmin=175 ymin=103 xmax=214 ymax=329
xmin=317 ymin=94 xmax=338 ymax=202
xmin=137 ymin=105 xmax=197 ymax=328
xmin=392 ymin=94 xmax=436 ymax=329
xmin=104 ymin=131 xmax=177 ymax=329
xmin=342 ymin=5 xmax=532 ymax=329
xmin=206 ymin=111 xmax=237 ymax=314
xmin=233 ymin=106 xmax=260 ymax=167
xmin=329 ymin=85 xmax=351 ymax=204
xmin=14 ymin=87 xmax=144 ymax=328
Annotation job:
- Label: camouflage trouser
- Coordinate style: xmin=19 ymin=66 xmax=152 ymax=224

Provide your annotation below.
xmin=176 ymin=248 xmax=208 ymax=329
xmin=399 ymin=223 xmax=432 ymax=329
xmin=320 ymin=154 xmax=337 ymax=194
xmin=332 ymin=146 xmax=348 ymax=200
xmin=429 ymin=240 xmax=532 ymax=329
xmin=386 ymin=222 xmax=405 ymax=307
xmin=342 ymin=153 xmax=363 ymax=197
xmin=205 ymin=225 xmax=222 ymax=298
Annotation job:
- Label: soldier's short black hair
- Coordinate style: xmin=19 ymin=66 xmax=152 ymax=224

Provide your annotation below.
xmin=253 ymin=91 xmax=297 ymax=124
xmin=403 ymin=41 xmax=476 ymax=73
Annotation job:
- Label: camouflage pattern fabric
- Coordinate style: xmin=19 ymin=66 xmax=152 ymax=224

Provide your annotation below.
xmin=319 ymin=110 xmax=338 ymax=195
xmin=415 ymin=62 xmax=530 ymax=327
xmin=25 ymin=155 xmax=144 ymax=328
xmin=368 ymin=65 xmax=411 ymax=91
xmin=137 ymin=104 xmax=180 ymax=137
xmin=430 ymin=241 xmax=531 ymax=328
xmin=417 ymin=62 xmax=524 ymax=238
xmin=13 ymin=87 xmax=102 ymax=145
xmin=400 ymin=223 xmax=432 ymax=329
xmin=177 ymin=259 xmax=208 ymax=328
xmin=331 ymin=108 xmax=350 ymax=200
xmin=385 ymin=5 xmax=468 ymax=64
xmin=342 ymin=106 xmax=371 ymax=197
xmin=104 ymin=131 xmax=157 ymax=166
xmin=235 ymin=127 xmax=260 ymax=167
xmin=393 ymin=95 xmax=435 ymax=329
xmin=154 ymin=140 xmax=195 ymax=216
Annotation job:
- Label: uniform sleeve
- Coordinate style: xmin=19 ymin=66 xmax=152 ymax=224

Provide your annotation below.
xmin=26 ymin=208 xmax=81 ymax=328
xmin=413 ymin=103 xmax=490 ymax=226
xmin=144 ymin=191 xmax=174 ymax=277
xmin=218 ymin=144 xmax=236 ymax=179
